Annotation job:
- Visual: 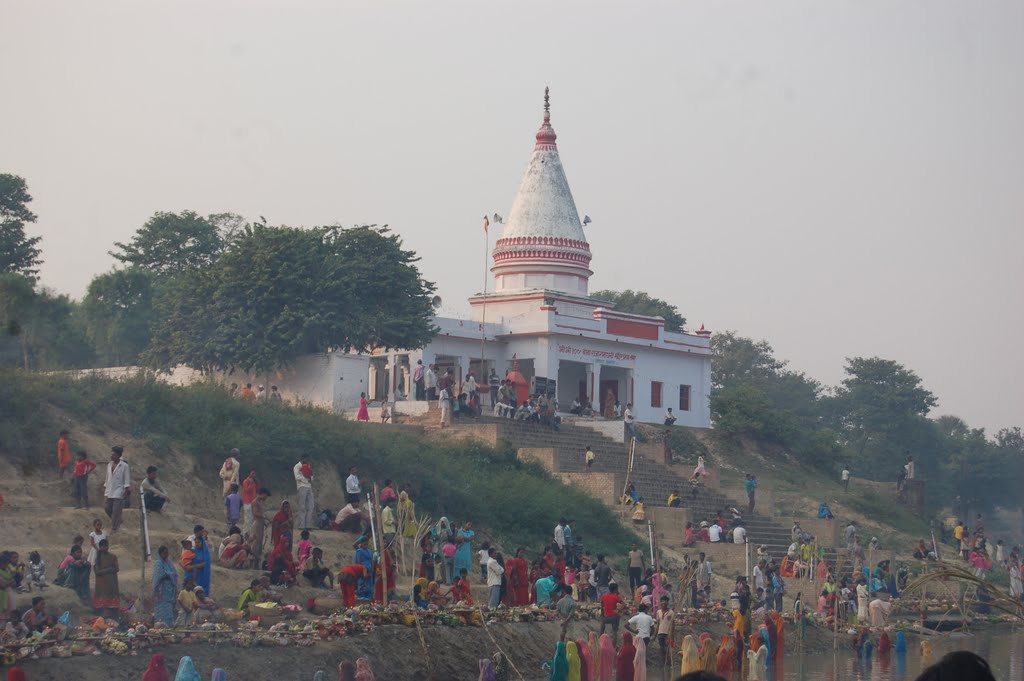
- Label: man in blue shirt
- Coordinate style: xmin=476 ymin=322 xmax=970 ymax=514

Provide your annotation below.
xmin=745 ymin=474 xmax=758 ymax=514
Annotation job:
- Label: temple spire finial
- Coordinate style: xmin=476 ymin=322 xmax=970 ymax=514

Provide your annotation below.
xmin=534 ymin=86 xmax=557 ymax=148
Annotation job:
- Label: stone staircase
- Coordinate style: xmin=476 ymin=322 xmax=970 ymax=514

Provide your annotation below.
xmin=405 ymin=405 xmax=836 ymax=563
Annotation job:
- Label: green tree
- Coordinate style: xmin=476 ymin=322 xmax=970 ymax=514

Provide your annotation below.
xmin=590 ymin=289 xmax=686 ymax=332
xmin=0 ymin=174 xmax=42 ymax=281
xmin=709 ymin=331 xmax=839 ymax=467
xmin=145 ymin=224 xmax=436 ymax=375
xmin=81 ymin=268 xmax=155 ymax=365
xmin=111 ymin=210 xmax=223 ymax=275
xmin=828 ymin=357 xmax=938 ymax=474
xmin=0 ymin=273 xmax=93 ymax=370
xmin=710 ymin=331 xmax=786 ymax=390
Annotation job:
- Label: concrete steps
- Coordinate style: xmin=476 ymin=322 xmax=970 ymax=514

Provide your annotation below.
xmin=422 ymin=414 xmax=838 ymax=561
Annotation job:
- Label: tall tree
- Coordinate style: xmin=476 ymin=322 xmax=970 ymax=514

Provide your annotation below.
xmin=0 ymin=174 xmax=42 ymax=281
xmin=710 ymin=331 xmax=786 ymax=390
xmin=590 ymin=289 xmax=686 ymax=332
xmin=111 ymin=210 xmax=223 ymax=275
xmin=145 ymin=224 xmax=436 ymax=375
xmin=0 ymin=273 xmax=93 ymax=370
xmin=81 ymin=268 xmax=155 ymax=365
xmin=828 ymin=357 xmax=938 ymax=474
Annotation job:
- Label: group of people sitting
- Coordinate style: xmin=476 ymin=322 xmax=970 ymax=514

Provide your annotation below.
xmin=681 ymin=509 xmax=747 ymax=547
xmin=494 ymin=392 xmax=562 ymax=430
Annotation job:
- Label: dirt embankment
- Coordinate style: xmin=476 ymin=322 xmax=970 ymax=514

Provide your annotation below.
xmin=17 ymin=619 xmax=842 ymax=681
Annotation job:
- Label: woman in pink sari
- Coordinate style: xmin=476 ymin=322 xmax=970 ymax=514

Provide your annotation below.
xmin=633 ymin=635 xmax=647 ymax=681
xmin=356 ymin=393 xmax=370 ymax=422
xmin=598 ymin=634 xmax=616 ymax=681
xmin=575 ymin=638 xmax=593 ymax=681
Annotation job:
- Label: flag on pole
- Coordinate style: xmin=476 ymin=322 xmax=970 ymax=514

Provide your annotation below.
xmin=483 ymin=215 xmax=489 ymax=233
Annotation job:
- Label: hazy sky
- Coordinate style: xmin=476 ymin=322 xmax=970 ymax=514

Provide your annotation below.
xmin=2 ymin=1 xmax=1022 ymax=433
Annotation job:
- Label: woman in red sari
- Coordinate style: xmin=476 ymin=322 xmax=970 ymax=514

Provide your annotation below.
xmin=267 ymin=537 xmax=296 ymax=586
xmin=374 ymin=549 xmax=397 ymax=603
xmin=271 ymin=501 xmax=293 ymax=550
xmin=527 ymin=560 xmax=542 ymax=605
xmin=616 ymin=632 xmax=636 ymax=681
xmin=504 ymin=548 xmax=530 ymax=606
xmin=338 ymin=564 xmax=368 ymax=607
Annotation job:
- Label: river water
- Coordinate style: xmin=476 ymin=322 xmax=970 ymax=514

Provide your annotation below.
xmin=644 ymin=631 xmax=1023 ymax=681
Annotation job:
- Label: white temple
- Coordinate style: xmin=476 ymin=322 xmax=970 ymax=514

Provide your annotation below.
xmin=370 ymin=90 xmax=711 ymax=426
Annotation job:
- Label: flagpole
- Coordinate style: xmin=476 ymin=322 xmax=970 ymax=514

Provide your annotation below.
xmin=479 ymin=216 xmax=489 ymax=396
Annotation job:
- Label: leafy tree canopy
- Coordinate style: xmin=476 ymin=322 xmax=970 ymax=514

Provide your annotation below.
xmin=590 ymin=289 xmax=686 ymax=332
xmin=0 ymin=273 xmax=92 ymax=370
xmin=81 ymin=268 xmax=155 ymax=366
xmin=0 ymin=174 xmax=42 ymax=281
xmin=145 ymin=224 xmax=436 ymax=375
xmin=710 ymin=331 xmax=786 ymax=390
xmin=111 ymin=210 xmax=223 ymax=275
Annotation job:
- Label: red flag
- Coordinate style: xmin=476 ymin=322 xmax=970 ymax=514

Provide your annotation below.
xmin=483 ymin=215 xmax=489 ymax=233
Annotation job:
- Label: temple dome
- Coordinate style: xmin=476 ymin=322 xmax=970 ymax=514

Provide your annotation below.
xmin=492 ymin=89 xmax=593 ymax=295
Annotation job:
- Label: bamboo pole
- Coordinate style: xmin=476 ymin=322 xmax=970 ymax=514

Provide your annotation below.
xmin=372 ymin=484 xmax=386 ymax=605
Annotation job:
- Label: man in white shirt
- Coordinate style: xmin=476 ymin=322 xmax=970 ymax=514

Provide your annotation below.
xmin=438 ymin=386 xmax=452 ymax=427
xmin=753 ymin=560 xmax=766 ymax=592
xmin=486 ymin=547 xmax=505 ymax=609
xmin=623 ymin=403 xmax=636 ymax=439
xmin=103 ymin=446 xmax=131 ymax=532
xmin=412 ymin=359 xmax=425 ymax=401
xmin=733 ymin=524 xmax=748 ymax=545
xmin=626 ymin=603 xmax=655 ymax=645
xmin=904 ymin=454 xmax=915 ymax=480
xmin=334 ymin=501 xmax=368 ymax=534
xmin=696 ymin=552 xmax=712 ymax=593
xmin=345 ymin=466 xmax=361 ymax=504
xmin=293 ymin=456 xmax=315 ymax=532
xmin=664 ymin=408 xmax=677 ymax=425
xmin=425 ymin=364 xmax=438 ymax=401
xmin=554 ymin=520 xmax=566 ymax=551
xmin=841 ymin=465 xmax=851 ymax=491
xmin=708 ymin=523 xmax=722 ymax=543
xmin=464 ymin=372 xmax=478 ymax=407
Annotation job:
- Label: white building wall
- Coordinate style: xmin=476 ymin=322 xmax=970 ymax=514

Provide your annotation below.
xmin=74 ymin=352 xmax=370 ymax=415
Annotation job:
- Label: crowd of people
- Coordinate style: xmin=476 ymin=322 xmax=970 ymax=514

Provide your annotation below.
xmin=2 ymin=426 xmax=1019 ymax=681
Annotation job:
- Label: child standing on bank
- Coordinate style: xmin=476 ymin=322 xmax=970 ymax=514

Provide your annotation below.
xmin=297 ymin=530 xmax=314 ymax=568
xmin=72 ymin=451 xmax=97 ymax=509
xmin=88 ymin=518 xmax=106 ymax=565
xmin=225 ymin=484 xmax=243 ymax=532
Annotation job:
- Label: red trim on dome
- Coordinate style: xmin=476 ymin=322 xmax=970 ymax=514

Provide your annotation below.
xmin=495 ymin=236 xmax=590 ymax=250
xmin=493 ymin=250 xmax=593 ymax=264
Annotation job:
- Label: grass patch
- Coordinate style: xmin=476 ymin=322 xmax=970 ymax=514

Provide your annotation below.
xmin=0 ymin=369 xmax=635 ymax=557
